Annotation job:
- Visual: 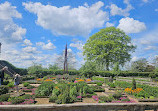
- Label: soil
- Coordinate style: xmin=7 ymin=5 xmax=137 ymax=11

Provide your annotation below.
xmin=35 ymin=98 xmax=54 ymax=104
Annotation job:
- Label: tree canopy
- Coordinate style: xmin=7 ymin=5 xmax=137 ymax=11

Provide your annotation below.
xmin=83 ymin=27 xmax=136 ymax=71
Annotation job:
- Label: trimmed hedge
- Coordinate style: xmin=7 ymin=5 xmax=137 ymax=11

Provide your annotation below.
xmin=29 ymin=69 xmax=157 ymax=78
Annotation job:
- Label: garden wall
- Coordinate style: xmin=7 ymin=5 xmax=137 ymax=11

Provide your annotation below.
xmin=0 ymin=103 xmax=158 ymax=111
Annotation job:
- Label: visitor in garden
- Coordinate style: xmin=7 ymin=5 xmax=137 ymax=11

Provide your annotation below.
xmin=14 ymin=73 xmax=20 ymax=92
xmin=0 ymin=66 xmax=8 ymax=86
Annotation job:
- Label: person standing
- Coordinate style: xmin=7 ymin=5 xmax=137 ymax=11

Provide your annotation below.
xmin=14 ymin=74 xmax=20 ymax=92
xmin=0 ymin=66 xmax=8 ymax=86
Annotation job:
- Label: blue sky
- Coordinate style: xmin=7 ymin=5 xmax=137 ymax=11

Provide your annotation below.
xmin=0 ymin=0 xmax=158 ymax=69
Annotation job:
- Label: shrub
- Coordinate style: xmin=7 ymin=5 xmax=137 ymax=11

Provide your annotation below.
xmin=0 ymin=85 xmax=9 ymax=95
xmin=96 ymin=82 xmax=102 ymax=86
xmin=49 ymin=94 xmax=58 ymax=102
xmin=108 ymin=83 xmax=116 ymax=88
xmin=90 ymin=85 xmax=105 ymax=92
xmin=99 ymin=96 xmax=112 ymax=102
xmin=112 ymin=92 xmax=122 ymax=100
xmin=8 ymin=94 xmax=34 ymax=104
xmin=27 ymin=85 xmax=35 ymax=89
xmin=7 ymin=82 xmax=14 ymax=88
xmin=35 ymin=81 xmax=54 ymax=97
xmin=23 ymin=82 xmax=30 ymax=87
xmin=22 ymin=76 xmax=35 ymax=81
xmin=8 ymin=97 xmax=25 ymax=104
xmin=0 ymin=94 xmax=10 ymax=102
xmin=2 ymin=80 xmax=9 ymax=85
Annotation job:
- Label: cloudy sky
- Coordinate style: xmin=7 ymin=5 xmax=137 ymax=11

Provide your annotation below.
xmin=0 ymin=0 xmax=158 ymax=69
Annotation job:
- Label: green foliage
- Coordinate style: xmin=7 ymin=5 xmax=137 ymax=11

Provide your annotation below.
xmin=8 ymin=94 xmax=34 ymax=104
xmin=0 ymin=60 xmax=27 ymax=75
xmin=48 ymin=64 xmax=60 ymax=71
xmin=112 ymin=92 xmax=122 ymax=100
xmin=131 ymin=58 xmax=148 ymax=72
xmin=99 ymin=96 xmax=112 ymax=102
xmin=22 ymin=76 xmax=35 ymax=81
xmin=2 ymin=80 xmax=9 ymax=85
xmin=0 ymin=94 xmax=10 ymax=102
xmin=108 ymin=83 xmax=116 ymax=88
xmin=132 ymin=78 xmax=136 ymax=90
xmin=27 ymin=85 xmax=35 ymax=89
xmin=7 ymin=82 xmax=14 ymax=88
xmin=90 ymin=85 xmax=105 ymax=92
xmin=23 ymin=82 xmax=30 ymax=87
xmin=8 ymin=97 xmax=25 ymax=104
xmin=96 ymin=82 xmax=102 ymax=86
xmin=83 ymin=27 xmax=136 ymax=71
xmin=49 ymin=94 xmax=58 ymax=102
xmin=0 ymin=85 xmax=9 ymax=95
xmin=80 ymin=61 xmax=96 ymax=77
xmin=35 ymin=81 xmax=54 ymax=97
xmin=27 ymin=63 xmax=43 ymax=75
xmin=115 ymin=81 xmax=158 ymax=98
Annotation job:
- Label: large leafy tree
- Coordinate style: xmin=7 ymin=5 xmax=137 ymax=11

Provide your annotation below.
xmin=83 ymin=27 xmax=136 ymax=71
xmin=131 ymin=58 xmax=148 ymax=72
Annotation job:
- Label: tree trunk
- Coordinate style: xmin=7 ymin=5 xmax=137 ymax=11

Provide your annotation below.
xmin=106 ymin=59 xmax=109 ymax=71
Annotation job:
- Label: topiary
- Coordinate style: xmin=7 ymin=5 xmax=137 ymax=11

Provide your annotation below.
xmin=132 ymin=78 xmax=136 ymax=90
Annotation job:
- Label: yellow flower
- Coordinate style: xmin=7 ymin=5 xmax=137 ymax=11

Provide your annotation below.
xmin=55 ymin=86 xmax=59 ymax=90
xmin=44 ymin=79 xmax=52 ymax=81
xmin=86 ymin=79 xmax=91 ymax=82
xmin=36 ymin=78 xmax=42 ymax=81
xmin=77 ymin=79 xmax=84 ymax=82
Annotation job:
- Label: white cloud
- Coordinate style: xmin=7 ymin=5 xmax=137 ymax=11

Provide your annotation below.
xmin=70 ymin=40 xmax=84 ymax=51
xmin=109 ymin=0 xmax=133 ymax=16
xmin=0 ymin=2 xmax=22 ymax=20
xmin=106 ymin=22 xmax=114 ymax=27
xmin=36 ymin=41 xmax=56 ymax=50
xmin=0 ymin=2 xmax=26 ymax=43
xmin=22 ymin=46 xmax=39 ymax=53
xmin=144 ymin=46 xmax=157 ymax=50
xmin=23 ymin=1 xmax=109 ymax=36
xmin=23 ymin=39 xmax=32 ymax=46
xmin=155 ymin=9 xmax=158 ymax=12
xmin=117 ymin=17 xmax=146 ymax=34
xmin=131 ymin=56 xmax=138 ymax=61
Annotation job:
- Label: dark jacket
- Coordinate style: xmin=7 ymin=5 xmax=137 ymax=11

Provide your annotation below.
xmin=0 ymin=70 xmax=4 ymax=78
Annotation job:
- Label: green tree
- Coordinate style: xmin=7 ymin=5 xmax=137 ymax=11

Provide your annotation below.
xmin=83 ymin=27 xmax=136 ymax=71
xmin=131 ymin=58 xmax=148 ymax=72
xmin=48 ymin=64 xmax=59 ymax=71
xmin=27 ymin=63 xmax=43 ymax=75
xmin=80 ymin=61 xmax=96 ymax=78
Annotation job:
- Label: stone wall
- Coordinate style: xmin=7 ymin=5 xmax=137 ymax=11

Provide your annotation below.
xmin=0 ymin=103 xmax=158 ymax=111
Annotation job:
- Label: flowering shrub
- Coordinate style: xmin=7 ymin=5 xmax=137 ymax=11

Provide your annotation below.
xmin=92 ymin=95 xmax=99 ymax=102
xmin=124 ymin=88 xmax=143 ymax=94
